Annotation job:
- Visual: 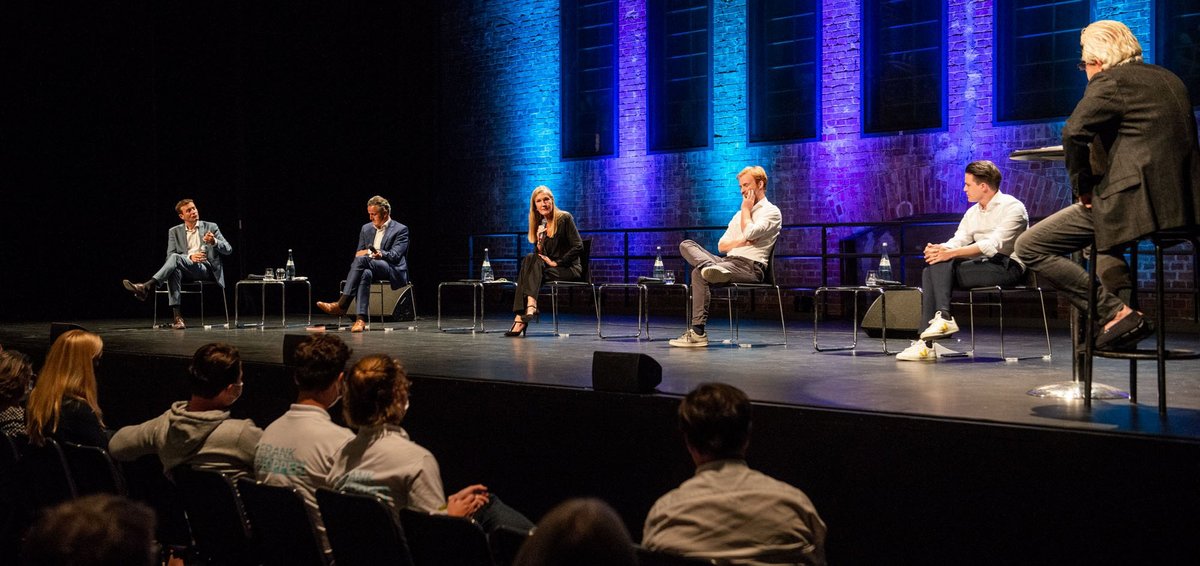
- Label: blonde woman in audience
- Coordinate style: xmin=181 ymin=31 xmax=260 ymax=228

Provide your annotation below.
xmin=26 ymin=330 xmax=108 ymax=448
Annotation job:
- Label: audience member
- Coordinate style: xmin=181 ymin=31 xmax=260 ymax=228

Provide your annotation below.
xmin=643 ymin=382 xmax=827 ymax=565
xmin=328 ymin=354 xmax=534 ymax=532
xmin=109 ymin=342 xmax=262 ymax=478
xmin=513 ymin=498 xmax=636 ymax=566
xmin=255 ymin=334 xmax=354 ymax=554
xmin=26 ymin=330 xmax=108 ymax=448
xmin=0 ymin=350 xmax=34 ymax=437
xmin=22 ymin=494 xmax=158 ymax=566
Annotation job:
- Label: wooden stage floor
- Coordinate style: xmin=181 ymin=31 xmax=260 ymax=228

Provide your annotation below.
xmin=4 ymin=312 xmax=1198 ymax=440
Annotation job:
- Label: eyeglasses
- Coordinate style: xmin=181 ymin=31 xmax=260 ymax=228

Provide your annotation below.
xmin=1076 ymin=60 xmax=1096 ymax=71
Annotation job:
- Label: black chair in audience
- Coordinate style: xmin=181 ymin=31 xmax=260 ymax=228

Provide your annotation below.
xmin=61 ymin=441 xmax=127 ymax=496
xmin=122 ymin=454 xmax=192 ymax=555
xmin=171 ymin=466 xmax=257 ymax=566
xmin=399 ymin=507 xmax=494 ymax=566
xmin=20 ymin=437 xmax=77 ymax=510
xmin=635 ymin=546 xmax=718 ymax=565
xmin=236 ymin=477 xmax=330 ymax=566
xmin=488 ymin=524 xmax=532 ymax=566
xmin=316 ymin=488 xmax=415 ymax=566
xmin=0 ymin=434 xmax=28 ymax=556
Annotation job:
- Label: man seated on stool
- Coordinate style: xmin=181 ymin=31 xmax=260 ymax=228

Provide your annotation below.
xmin=897 ymin=161 xmax=1028 ymax=362
xmin=670 ymin=166 xmax=783 ymax=348
xmin=1015 ymin=20 xmax=1200 ymax=350
xmin=122 ymin=199 xmax=232 ymax=330
xmin=317 ymin=195 xmax=409 ymax=332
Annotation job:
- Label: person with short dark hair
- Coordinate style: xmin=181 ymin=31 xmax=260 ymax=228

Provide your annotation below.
xmin=1015 ymin=20 xmax=1200 ymax=350
xmin=897 ymin=160 xmax=1029 ymax=361
xmin=328 ymin=354 xmax=533 ymax=532
xmin=0 ymin=350 xmax=34 ymax=437
xmin=513 ymin=498 xmax=636 ymax=566
xmin=643 ymin=383 xmax=826 ymax=565
xmin=255 ymin=334 xmax=354 ymax=554
xmin=109 ymin=342 xmax=262 ymax=478
xmin=122 ymin=199 xmax=232 ymax=330
xmin=316 ymin=195 xmax=410 ymax=332
xmin=22 ymin=494 xmax=158 ymax=566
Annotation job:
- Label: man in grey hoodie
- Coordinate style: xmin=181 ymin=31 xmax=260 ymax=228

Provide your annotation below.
xmin=110 ymin=342 xmax=263 ymax=478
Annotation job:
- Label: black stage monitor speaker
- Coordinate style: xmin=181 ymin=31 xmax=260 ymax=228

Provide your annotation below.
xmin=592 ymin=351 xmax=662 ymax=393
xmin=282 ymin=334 xmax=310 ymax=367
xmin=49 ymin=323 xmax=87 ymax=344
xmin=861 ymin=289 xmax=922 ymax=339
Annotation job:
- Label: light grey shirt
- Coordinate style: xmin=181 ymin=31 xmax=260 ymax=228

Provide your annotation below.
xmin=643 ymin=459 xmax=827 ymax=566
xmin=327 ymin=424 xmax=447 ymax=515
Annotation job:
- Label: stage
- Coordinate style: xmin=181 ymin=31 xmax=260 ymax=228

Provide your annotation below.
xmin=4 ymin=314 xmax=1199 ymax=563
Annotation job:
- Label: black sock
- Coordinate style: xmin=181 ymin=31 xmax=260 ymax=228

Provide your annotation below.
xmin=693 ymin=325 xmax=705 ymax=335
xmin=145 ymin=278 xmax=158 ymax=289
xmin=338 ymin=295 xmax=353 ymax=310
xmin=172 ymin=307 xmax=182 ymax=319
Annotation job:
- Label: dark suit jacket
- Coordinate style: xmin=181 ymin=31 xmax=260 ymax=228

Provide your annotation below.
xmin=1063 ymin=62 xmax=1200 ymax=250
xmin=167 ymin=220 xmax=233 ymax=287
xmin=357 ymin=220 xmax=409 ymax=287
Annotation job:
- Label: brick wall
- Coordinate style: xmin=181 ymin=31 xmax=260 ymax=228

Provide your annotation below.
xmin=438 ymin=0 xmax=1198 ymax=320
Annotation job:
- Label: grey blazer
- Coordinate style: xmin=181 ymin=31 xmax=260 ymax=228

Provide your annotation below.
xmin=167 ymin=220 xmax=233 ymax=287
xmin=1063 ymin=62 xmax=1200 ymax=250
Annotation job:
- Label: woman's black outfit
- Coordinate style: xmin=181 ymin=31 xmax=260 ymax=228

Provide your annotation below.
xmin=512 ymin=212 xmax=584 ymax=313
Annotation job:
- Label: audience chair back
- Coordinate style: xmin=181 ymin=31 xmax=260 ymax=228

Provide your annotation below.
xmin=635 ymin=546 xmax=719 ymax=565
xmin=316 ymin=488 xmax=415 ymax=566
xmin=236 ymin=477 xmax=330 ymax=566
xmin=0 ymin=434 xmax=28 ymax=554
xmin=61 ymin=441 xmax=127 ymax=496
xmin=399 ymin=507 xmax=494 ymax=566
xmin=171 ymin=466 xmax=257 ymax=566
xmin=19 ymin=437 xmax=77 ymax=510
xmin=487 ymin=524 xmax=531 ymax=566
xmin=122 ymin=454 xmax=191 ymax=551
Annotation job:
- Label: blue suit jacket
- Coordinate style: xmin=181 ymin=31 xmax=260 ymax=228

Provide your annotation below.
xmin=357 ymin=220 xmax=409 ymax=287
xmin=167 ymin=220 xmax=233 ymax=287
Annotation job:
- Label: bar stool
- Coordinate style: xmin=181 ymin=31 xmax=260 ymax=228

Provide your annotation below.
xmin=1082 ymin=228 xmax=1200 ymax=415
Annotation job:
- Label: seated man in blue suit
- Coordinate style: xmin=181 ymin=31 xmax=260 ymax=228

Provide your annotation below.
xmin=317 ymin=195 xmax=409 ymax=332
xmin=122 ymin=199 xmax=232 ymax=330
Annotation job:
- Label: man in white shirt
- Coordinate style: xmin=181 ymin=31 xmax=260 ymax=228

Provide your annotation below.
xmin=897 ymin=160 xmax=1029 ymax=361
xmin=671 ymin=166 xmax=783 ymax=347
xmin=643 ymin=383 xmax=826 ymax=565
xmin=254 ymin=334 xmax=354 ymax=555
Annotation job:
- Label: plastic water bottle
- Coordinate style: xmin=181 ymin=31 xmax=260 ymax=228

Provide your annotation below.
xmin=878 ymin=242 xmax=893 ymax=282
xmin=653 ymin=246 xmax=665 ymax=279
xmin=285 ymin=249 xmax=295 ymax=280
xmin=481 ymin=248 xmax=495 ymax=282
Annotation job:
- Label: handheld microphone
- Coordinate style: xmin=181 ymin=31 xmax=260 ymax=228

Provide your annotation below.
xmin=538 ymin=218 xmax=548 ymax=243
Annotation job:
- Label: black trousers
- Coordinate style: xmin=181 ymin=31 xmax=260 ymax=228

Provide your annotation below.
xmin=513 ymin=253 xmax=582 ymax=312
xmin=921 ymin=257 xmax=1024 ymax=324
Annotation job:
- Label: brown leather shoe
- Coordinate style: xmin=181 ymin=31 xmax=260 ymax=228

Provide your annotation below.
xmin=123 ymin=279 xmax=149 ymax=301
xmin=350 ymin=319 xmax=367 ymax=333
xmin=172 ymin=317 xmax=186 ymax=330
xmin=317 ymin=301 xmax=346 ymax=316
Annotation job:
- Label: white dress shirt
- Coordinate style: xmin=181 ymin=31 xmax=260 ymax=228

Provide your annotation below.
xmin=941 ymin=191 xmax=1029 ymax=268
xmin=721 ymin=197 xmax=783 ymax=265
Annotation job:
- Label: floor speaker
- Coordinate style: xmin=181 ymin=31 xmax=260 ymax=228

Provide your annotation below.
xmin=861 ymin=289 xmax=922 ymax=339
xmin=592 ymin=351 xmax=662 ymax=393
xmin=282 ymin=334 xmax=309 ymax=366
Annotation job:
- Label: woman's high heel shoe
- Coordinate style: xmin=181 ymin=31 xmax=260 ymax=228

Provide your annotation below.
xmin=519 ymin=306 xmax=539 ymax=323
xmin=505 ymin=321 xmax=527 ymax=337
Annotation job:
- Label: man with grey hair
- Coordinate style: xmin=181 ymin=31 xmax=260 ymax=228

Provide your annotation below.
xmin=898 ymin=160 xmax=1029 ymax=361
xmin=316 ymin=195 xmax=409 ymax=332
xmin=1014 ymin=20 xmax=1200 ymax=350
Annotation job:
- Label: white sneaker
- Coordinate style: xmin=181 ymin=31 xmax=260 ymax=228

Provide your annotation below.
xmin=701 ymin=265 xmax=733 ymax=284
xmin=919 ymin=312 xmax=960 ymax=340
xmin=896 ymin=340 xmax=937 ymax=361
xmin=669 ymin=329 xmax=709 ymax=347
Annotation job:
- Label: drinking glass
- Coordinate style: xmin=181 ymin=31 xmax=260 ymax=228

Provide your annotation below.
xmin=663 ymin=270 xmax=675 ymax=285
xmin=866 ymin=270 xmax=878 ymax=286
xmin=276 ymin=268 xmax=286 ymax=280
xmin=265 ymin=268 xmax=275 ymax=279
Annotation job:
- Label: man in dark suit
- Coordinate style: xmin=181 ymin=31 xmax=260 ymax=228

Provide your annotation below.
xmin=1016 ymin=20 xmax=1200 ymax=350
xmin=122 ymin=199 xmax=233 ymax=330
xmin=316 ymin=195 xmax=409 ymax=332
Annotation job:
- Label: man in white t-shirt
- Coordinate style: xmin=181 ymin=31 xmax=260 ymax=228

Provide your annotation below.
xmin=255 ymin=334 xmax=354 ymax=553
xmin=671 ymin=166 xmax=783 ymax=348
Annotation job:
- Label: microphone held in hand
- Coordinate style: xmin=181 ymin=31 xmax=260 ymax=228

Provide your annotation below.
xmin=538 ymin=218 xmax=548 ymax=245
